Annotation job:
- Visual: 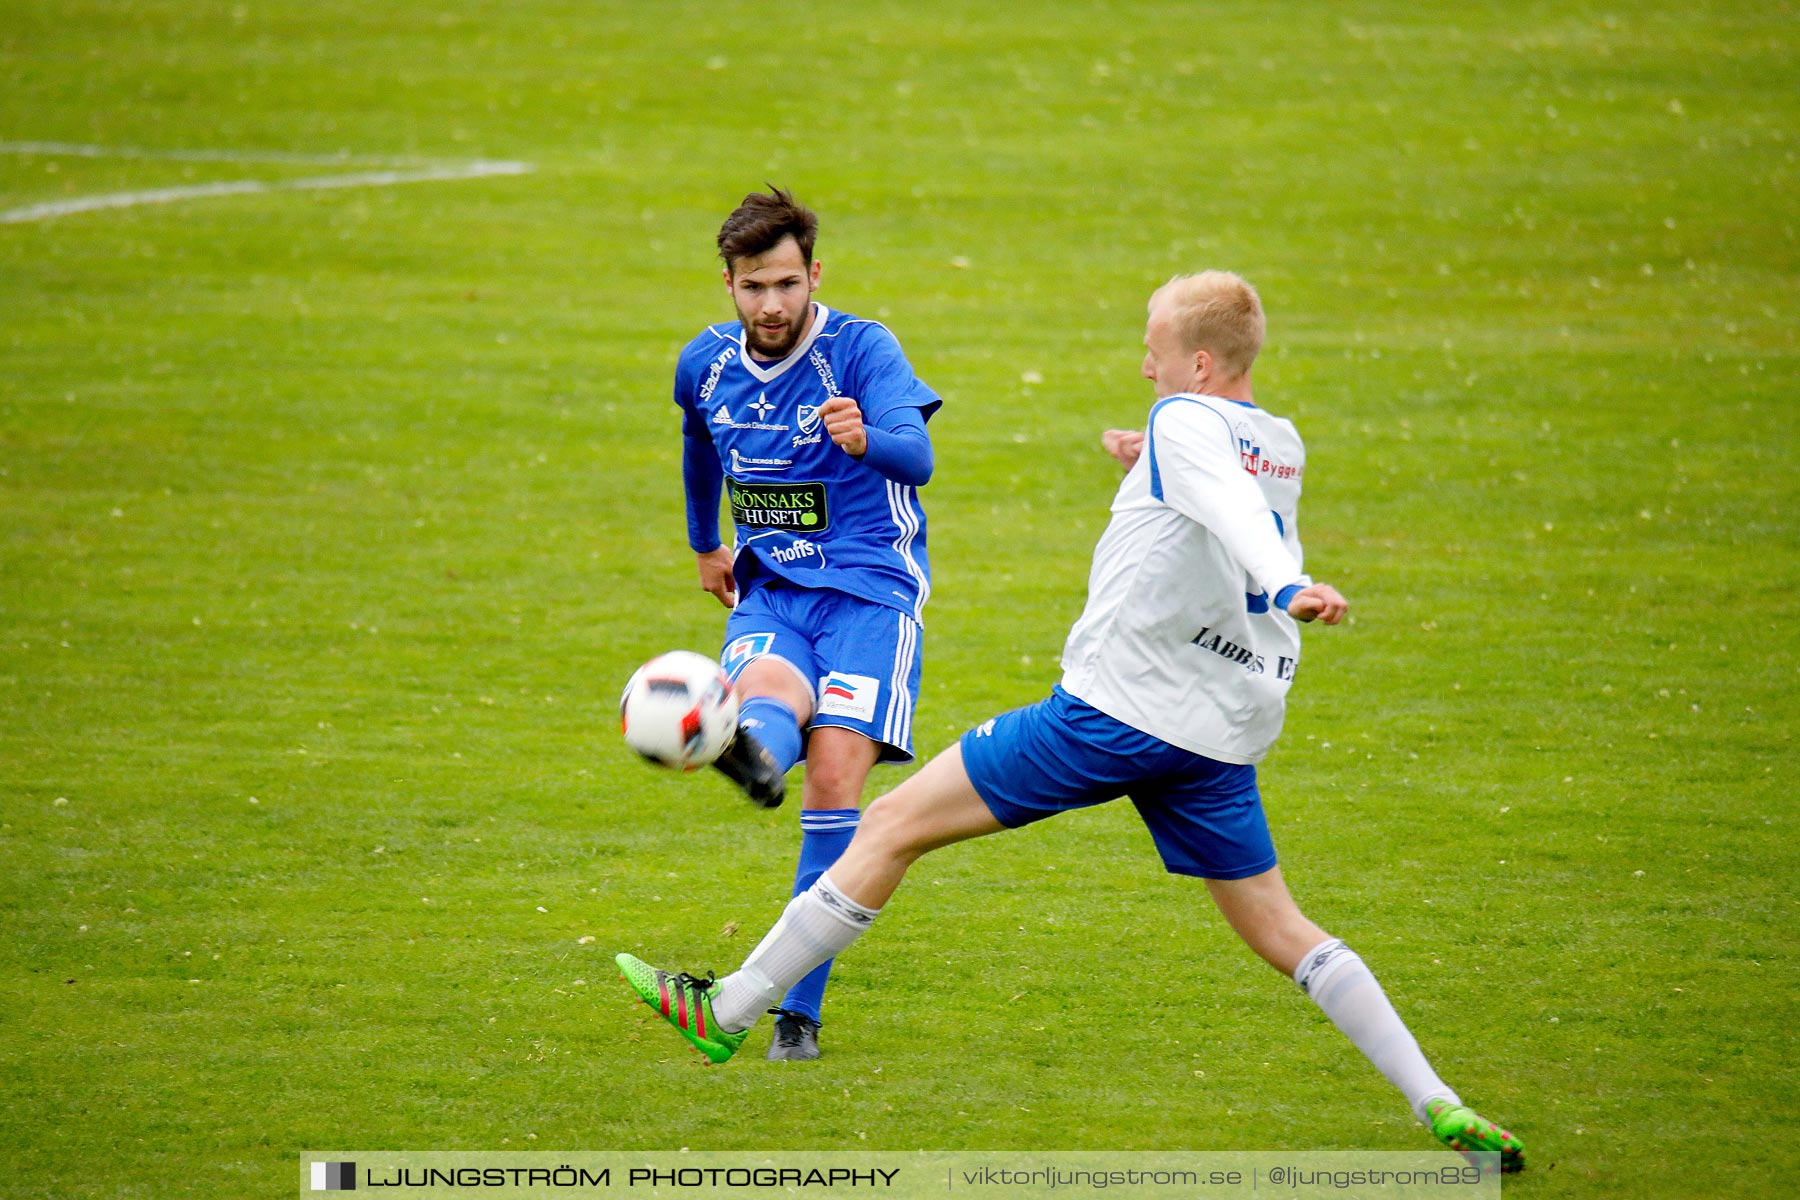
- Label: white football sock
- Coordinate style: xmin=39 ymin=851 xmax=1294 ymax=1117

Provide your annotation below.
xmin=712 ymin=872 xmax=880 ymax=1032
xmin=1293 ymin=938 xmax=1460 ymax=1123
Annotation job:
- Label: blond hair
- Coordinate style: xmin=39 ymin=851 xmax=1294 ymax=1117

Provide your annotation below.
xmin=1149 ymin=271 xmax=1265 ymax=379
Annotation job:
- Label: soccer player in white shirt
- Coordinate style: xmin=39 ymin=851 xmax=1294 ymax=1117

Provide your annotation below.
xmin=619 ymin=272 xmax=1523 ymax=1170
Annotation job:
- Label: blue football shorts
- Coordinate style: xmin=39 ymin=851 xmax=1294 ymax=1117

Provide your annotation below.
xmin=721 ymin=580 xmax=922 ymax=763
xmin=959 ymin=685 xmax=1278 ymax=880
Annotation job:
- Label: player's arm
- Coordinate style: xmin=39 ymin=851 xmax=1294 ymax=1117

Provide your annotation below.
xmin=820 ymin=398 xmax=934 ymax=485
xmin=1151 ymin=405 xmax=1346 ymax=623
xmin=681 ymin=432 xmax=737 ymax=608
xmin=822 ymin=322 xmax=941 ymax=484
xmin=674 ymin=357 xmax=738 ymax=609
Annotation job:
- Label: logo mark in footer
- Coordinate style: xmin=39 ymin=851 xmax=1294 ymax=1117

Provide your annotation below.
xmin=311 ymin=1162 xmax=356 ymax=1191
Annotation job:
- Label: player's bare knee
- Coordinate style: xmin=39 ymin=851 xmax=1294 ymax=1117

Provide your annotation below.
xmin=800 ymin=728 xmax=881 ymax=809
xmin=800 ymin=777 xmax=865 ymax=811
xmin=734 ymin=659 xmax=813 ymax=719
xmin=856 ymin=791 xmax=902 ymax=840
xmin=857 ymin=791 xmax=927 ymax=860
xmin=798 ymin=756 xmax=869 ymax=811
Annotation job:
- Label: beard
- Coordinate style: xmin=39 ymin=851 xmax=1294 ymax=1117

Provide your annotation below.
xmin=740 ymin=306 xmax=808 ymax=359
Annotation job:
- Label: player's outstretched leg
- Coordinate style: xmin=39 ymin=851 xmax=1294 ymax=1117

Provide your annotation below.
xmin=618 ymin=742 xmax=1004 ymax=1067
xmin=1427 ymin=1099 xmax=1525 ymax=1173
xmin=615 ymin=953 xmax=749 ymax=1063
xmin=711 ymin=725 xmax=786 ymax=808
xmin=1207 ymin=874 xmax=1526 ymax=1172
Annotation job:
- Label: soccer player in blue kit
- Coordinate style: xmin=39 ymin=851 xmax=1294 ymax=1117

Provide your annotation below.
xmin=672 ymin=188 xmax=941 ymax=1061
xmin=622 ymin=270 xmax=1524 ymax=1169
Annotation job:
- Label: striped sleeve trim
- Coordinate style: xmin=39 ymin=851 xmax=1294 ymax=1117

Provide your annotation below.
xmin=886 ymin=479 xmax=929 ymax=621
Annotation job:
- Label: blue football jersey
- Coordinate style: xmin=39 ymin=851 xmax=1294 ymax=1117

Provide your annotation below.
xmin=674 ymin=304 xmax=942 ymax=621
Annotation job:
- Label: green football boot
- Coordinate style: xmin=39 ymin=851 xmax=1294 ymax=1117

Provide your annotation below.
xmin=1426 ymin=1098 xmax=1525 ymax=1173
xmin=615 ymin=952 xmax=748 ymax=1064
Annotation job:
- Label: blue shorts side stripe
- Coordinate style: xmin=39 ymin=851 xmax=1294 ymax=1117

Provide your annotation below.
xmin=883 ymin=611 xmax=917 ymax=750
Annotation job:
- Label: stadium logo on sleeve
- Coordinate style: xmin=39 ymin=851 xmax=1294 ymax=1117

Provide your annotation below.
xmin=816 ymin=672 xmax=879 ymax=722
xmin=723 ymin=633 xmax=776 ymax=678
xmin=699 ymin=344 xmax=736 ymax=403
xmin=310 ymin=1162 xmax=356 ymax=1191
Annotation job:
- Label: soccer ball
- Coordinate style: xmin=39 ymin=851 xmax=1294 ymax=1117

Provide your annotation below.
xmin=620 ymin=650 xmax=739 ymax=770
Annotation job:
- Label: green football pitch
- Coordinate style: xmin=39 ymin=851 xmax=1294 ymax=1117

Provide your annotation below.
xmin=2 ymin=2 xmax=1794 ymax=1196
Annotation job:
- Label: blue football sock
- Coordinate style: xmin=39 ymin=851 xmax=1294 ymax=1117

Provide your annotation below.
xmin=737 ymin=696 xmax=803 ymax=775
xmin=780 ymin=808 xmax=861 ymax=1022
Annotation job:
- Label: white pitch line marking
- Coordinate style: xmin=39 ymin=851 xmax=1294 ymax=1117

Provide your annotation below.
xmin=0 ymin=139 xmax=507 ymax=169
xmin=0 ymin=144 xmax=532 ymax=224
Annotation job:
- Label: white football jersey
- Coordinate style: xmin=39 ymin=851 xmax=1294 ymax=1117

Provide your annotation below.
xmin=1059 ymin=393 xmax=1312 ymax=764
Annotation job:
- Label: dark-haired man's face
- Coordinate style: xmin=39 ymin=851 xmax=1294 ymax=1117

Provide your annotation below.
xmin=724 ymin=235 xmax=820 ymax=360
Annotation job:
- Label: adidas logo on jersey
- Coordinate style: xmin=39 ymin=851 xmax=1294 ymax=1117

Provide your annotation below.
xmin=712 ymin=406 xmax=733 ymax=425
